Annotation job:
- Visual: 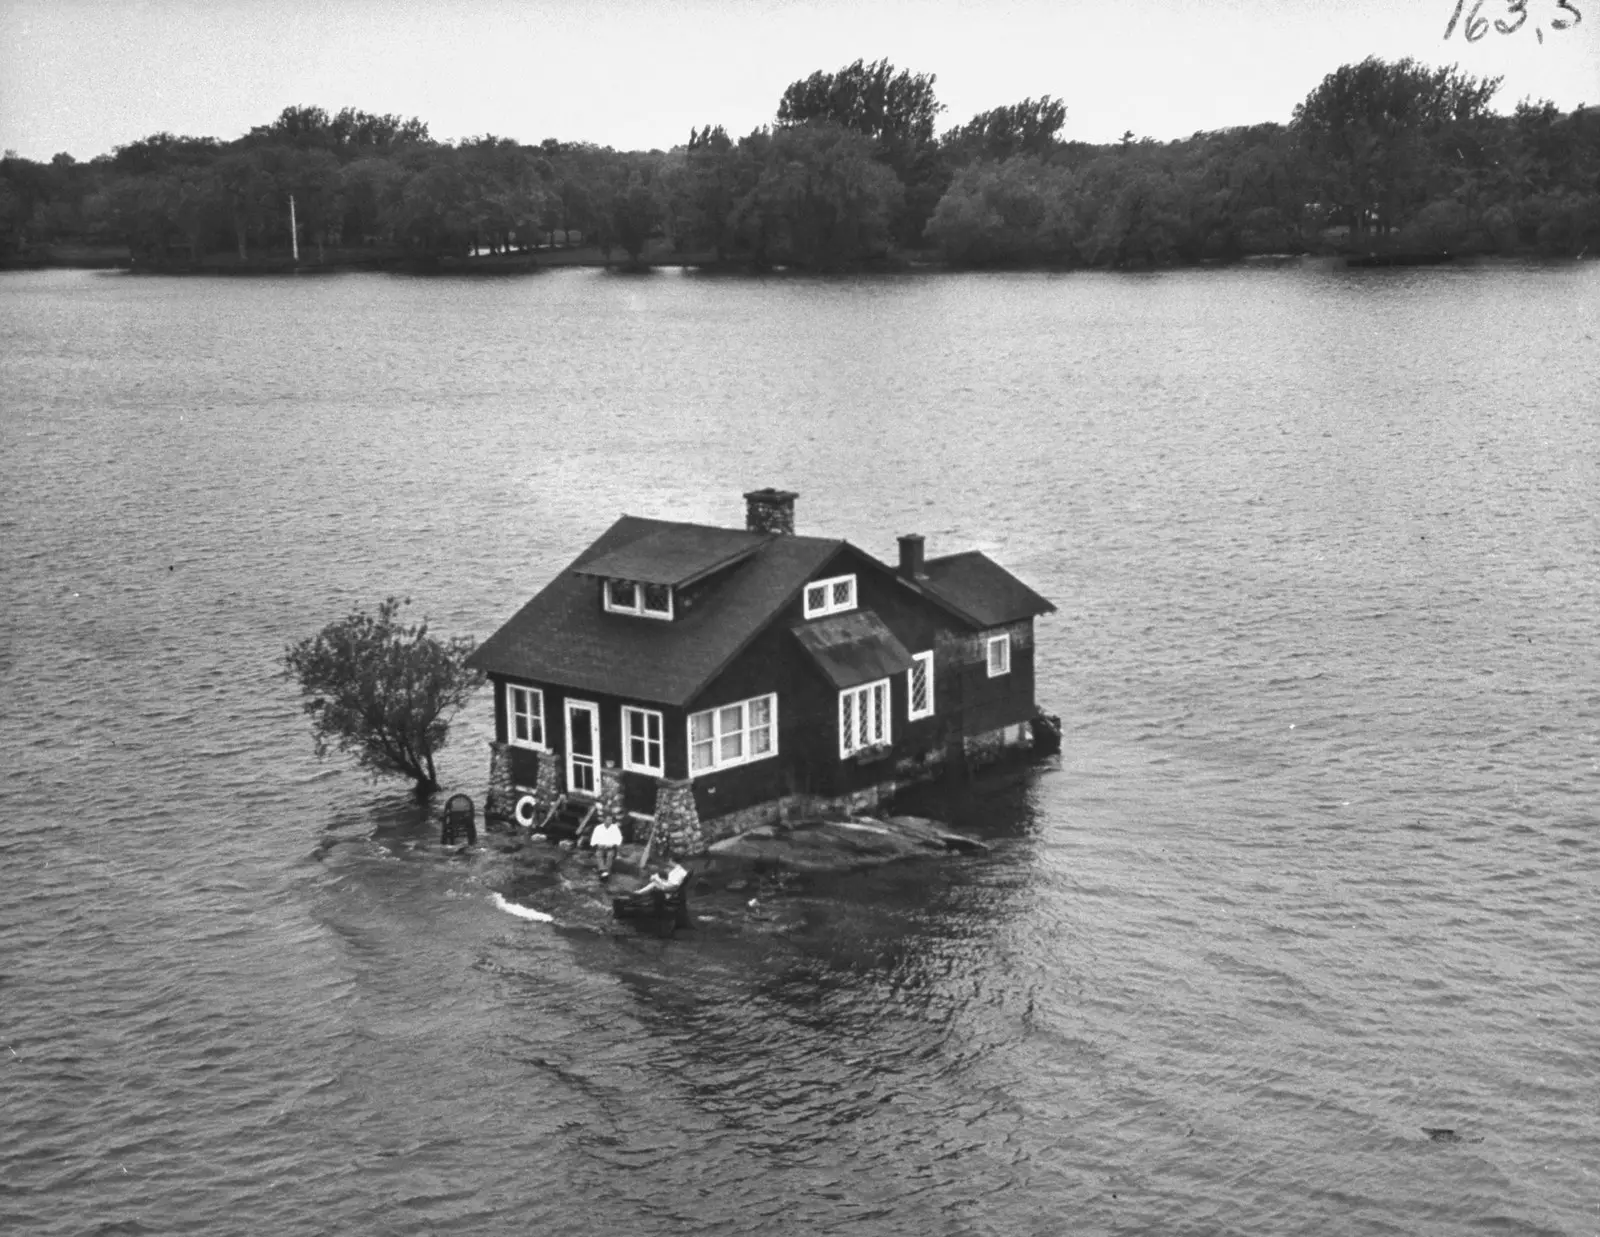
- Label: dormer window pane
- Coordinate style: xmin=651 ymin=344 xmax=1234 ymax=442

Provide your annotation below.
xmin=803 ymin=573 xmax=858 ymax=619
xmin=603 ymin=576 xmax=671 ymax=620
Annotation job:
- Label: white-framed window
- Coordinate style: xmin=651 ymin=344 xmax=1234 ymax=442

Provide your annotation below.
xmin=840 ymin=678 xmax=891 ymax=757
xmin=603 ymin=579 xmax=673 ymax=620
xmin=987 ymin=634 xmax=1011 ymax=677
xmin=688 ymin=693 xmax=777 ymax=775
xmin=907 ymin=651 xmax=935 ymax=720
xmin=803 ymin=573 xmax=857 ymax=619
xmin=507 ymin=684 xmax=546 ymax=749
xmin=622 ymin=706 xmax=664 ymax=776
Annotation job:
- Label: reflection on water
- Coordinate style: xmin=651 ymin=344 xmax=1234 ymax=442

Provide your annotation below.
xmin=1 ymin=263 xmax=1596 ymax=1236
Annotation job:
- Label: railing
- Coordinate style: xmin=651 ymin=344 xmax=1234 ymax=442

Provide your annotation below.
xmin=536 ymin=794 xmax=567 ymax=834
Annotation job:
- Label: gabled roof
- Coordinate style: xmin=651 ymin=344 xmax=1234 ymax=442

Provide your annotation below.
xmin=469 ymin=516 xmax=842 ymax=706
xmin=917 ymin=551 xmax=1057 ymax=627
xmin=792 ymin=611 xmax=913 ymax=690
xmin=572 ymin=524 xmax=766 ymax=588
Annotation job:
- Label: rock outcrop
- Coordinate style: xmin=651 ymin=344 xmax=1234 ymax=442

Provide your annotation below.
xmin=706 ymin=815 xmax=986 ymax=873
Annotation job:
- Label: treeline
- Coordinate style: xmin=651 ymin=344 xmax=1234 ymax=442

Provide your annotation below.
xmin=2 ymin=58 xmax=1597 ymax=271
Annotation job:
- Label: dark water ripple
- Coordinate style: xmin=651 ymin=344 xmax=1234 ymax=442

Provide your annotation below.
xmin=2 ymin=264 xmax=1598 ymax=1235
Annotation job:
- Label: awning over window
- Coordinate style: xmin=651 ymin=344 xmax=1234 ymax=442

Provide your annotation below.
xmin=573 ymin=525 xmax=765 ymax=587
xmin=792 ymin=611 xmax=914 ymax=690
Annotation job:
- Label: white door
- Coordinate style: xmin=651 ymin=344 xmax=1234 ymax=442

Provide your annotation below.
xmin=565 ymin=699 xmax=599 ymax=797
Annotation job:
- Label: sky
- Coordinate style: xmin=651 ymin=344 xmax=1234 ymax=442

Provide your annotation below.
xmin=2 ymin=0 xmax=1597 ymax=160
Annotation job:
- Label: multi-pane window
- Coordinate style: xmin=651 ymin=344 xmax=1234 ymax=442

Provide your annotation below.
xmin=987 ymin=633 xmax=1011 ymax=677
xmin=622 ymin=706 xmax=664 ymax=776
xmin=803 ymin=573 xmax=857 ymax=619
xmin=604 ymin=579 xmax=673 ymax=620
xmin=641 ymin=584 xmax=671 ymax=616
xmin=839 ymin=679 xmax=891 ymax=757
xmin=907 ymin=651 xmax=935 ymax=720
xmin=507 ymin=684 xmax=545 ymax=749
xmin=688 ymin=693 xmax=778 ymax=775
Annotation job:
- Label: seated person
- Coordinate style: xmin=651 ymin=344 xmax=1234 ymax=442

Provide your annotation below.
xmin=589 ymin=819 xmax=623 ymax=879
xmin=641 ymin=862 xmax=688 ymax=894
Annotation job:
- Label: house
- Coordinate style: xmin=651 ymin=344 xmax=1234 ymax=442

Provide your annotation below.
xmin=467 ymin=490 xmax=1056 ymax=857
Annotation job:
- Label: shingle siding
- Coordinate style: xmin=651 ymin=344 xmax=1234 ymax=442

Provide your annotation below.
xmin=684 ymin=544 xmax=985 ymax=817
xmin=934 ymin=620 xmax=1037 ymax=736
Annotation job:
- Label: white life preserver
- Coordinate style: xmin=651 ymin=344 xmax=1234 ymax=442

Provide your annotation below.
xmin=513 ymin=794 xmax=539 ymax=828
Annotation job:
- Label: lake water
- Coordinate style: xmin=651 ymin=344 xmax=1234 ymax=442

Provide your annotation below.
xmin=1 ymin=262 xmax=1596 ymax=1236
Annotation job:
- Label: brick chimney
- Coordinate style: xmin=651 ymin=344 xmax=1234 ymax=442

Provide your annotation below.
xmin=898 ymin=533 xmax=926 ymax=579
xmin=744 ymin=488 xmax=798 ymax=536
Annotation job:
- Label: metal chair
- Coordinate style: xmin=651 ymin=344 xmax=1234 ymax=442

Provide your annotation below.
xmin=440 ymin=793 xmax=477 ymax=846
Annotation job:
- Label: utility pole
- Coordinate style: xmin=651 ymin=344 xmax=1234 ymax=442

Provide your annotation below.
xmin=289 ymin=194 xmax=300 ymax=263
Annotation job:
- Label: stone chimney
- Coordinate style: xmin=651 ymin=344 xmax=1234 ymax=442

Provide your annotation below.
xmin=898 ymin=533 xmax=926 ymax=579
xmin=744 ymin=488 xmax=798 ymax=536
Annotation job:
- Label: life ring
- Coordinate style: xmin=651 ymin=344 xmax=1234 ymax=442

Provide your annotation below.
xmin=513 ymin=794 xmax=539 ymax=828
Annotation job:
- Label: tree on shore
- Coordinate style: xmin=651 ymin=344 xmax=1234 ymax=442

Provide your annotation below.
xmin=611 ymin=173 xmax=661 ymax=264
xmin=777 ymin=58 xmax=945 ymax=242
xmin=943 ymin=96 xmax=1068 ymax=164
xmin=731 ymin=122 xmax=902 ymax=268
xmin=283 ymin=597 xmax=484 ymax=796
xmin=6 ymin=56 xmax=1597 ymax=268
xmin=1291 ymin=56 xmax=1501 ymax=239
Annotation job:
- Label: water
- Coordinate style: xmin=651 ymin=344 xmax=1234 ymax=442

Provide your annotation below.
xmin=2 ymin=262 xmax=1596 ymax=1235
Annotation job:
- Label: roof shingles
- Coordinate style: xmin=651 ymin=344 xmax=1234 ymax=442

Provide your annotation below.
xmin=469 ymin=516 xmax=841 ymax=706
xmin=470 ymin=517 xmax=1055 ymax=707
xmin=917 ymin=552 xmax=1056 ymax=627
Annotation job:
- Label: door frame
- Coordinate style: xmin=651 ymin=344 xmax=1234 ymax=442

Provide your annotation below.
xmin=564 ymin=698 xmax=600 ymax=798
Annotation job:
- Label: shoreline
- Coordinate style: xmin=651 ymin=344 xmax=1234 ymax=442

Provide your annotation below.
xmin=2 ymin=245 xmax=1589 ymax=277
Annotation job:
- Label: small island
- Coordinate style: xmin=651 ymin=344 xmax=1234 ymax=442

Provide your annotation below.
xmin=486 ymin=811 xmax=992 ymax=940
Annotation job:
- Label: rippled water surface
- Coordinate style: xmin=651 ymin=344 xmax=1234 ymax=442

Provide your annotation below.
xmin=2 ymin=263 xmax=1597 ymax=1236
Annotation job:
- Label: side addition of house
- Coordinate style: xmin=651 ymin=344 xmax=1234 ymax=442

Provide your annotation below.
xmin=467 ymin=490 xmax=1056 ymax=857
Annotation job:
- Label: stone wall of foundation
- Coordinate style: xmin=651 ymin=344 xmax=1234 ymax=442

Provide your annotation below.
xmin=534 ymin=755 xmax=562 ymax=822
xmin=687 ymin=724 xmax=1044 ymax=847
xmin=692 ymin=796 xmax=784 ymax=843
xmin=962 ymin=721 xmax=1033 ymax=769
xmin=650 ymin=779 xmax=704 ymax=862
xmin=597 ymin=765 xmax=625 ymax=831
xmin=484 ymin=741 xmax=517 ymax=831
xmin=645 ymin=723 xmax=1041 ymax=854
xmin=486 ymin=742 xmax=574 ymax=831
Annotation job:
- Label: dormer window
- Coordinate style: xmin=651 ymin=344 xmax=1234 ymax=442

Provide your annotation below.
xmin=803 ymin=573 xmax=857 ymax=619
xmin=603 ymin=579 xmax=673 ymax=620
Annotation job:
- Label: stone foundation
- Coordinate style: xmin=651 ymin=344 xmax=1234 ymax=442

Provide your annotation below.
xmin=962 ymin=721 xmax=1032 ymax=770
xmin=686 ymin=722 xmax=1036 ymax=850
xmin=620 ymin=720 xmax=1042 ymax=856
xmin=693 ymin=796 xmax=784 ymax=843
xmin=534 ymin=755 xmax=562 ymax=821
xmin=651 ymin=779 xmax=704 ymax=862
xmin=597 ymin=765 xmax=625 ymax=831
xmin=484 ymin=741 xmax=517 ymax=830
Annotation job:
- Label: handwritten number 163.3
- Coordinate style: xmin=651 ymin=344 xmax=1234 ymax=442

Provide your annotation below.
xmin=1445 ymin=0 xmax=1582 ymax=41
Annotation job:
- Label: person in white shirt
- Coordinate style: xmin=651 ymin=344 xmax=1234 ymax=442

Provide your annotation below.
xmin=589 ymin=819 xmax=623 ymax=879
xmin=642 ymin=862 xmax=688 ymax=893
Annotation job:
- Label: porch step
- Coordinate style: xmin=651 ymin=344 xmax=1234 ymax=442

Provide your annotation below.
xmin=538 ymin=795 xmax=596 ymax=843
